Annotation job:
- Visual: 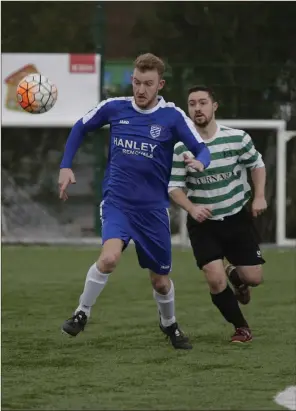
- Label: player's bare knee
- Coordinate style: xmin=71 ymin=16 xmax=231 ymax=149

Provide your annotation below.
xmin=97 ymin=251 xmax=121 ymax=273
xmin=205 ymin=275 xmax=227 ymax=293
xmin=207 ymin=278 xmax=227 ymax=294
xmin=150 ymin=272 xmax=171 ymax=294
xmin=237 ymin=265 xmax=263 ymax=287
xmin=97 ymin=239 xmax=123 ymax=273
xmin=203 ymin=261 xmax=228 ymax=294
xmin=248 ymin=265 xmax=263 ymax=286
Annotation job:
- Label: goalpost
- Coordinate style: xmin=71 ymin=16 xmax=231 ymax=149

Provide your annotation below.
xmin=2 ymin=119 xmax=296 ymax=247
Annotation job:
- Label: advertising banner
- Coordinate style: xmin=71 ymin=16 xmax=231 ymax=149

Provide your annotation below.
xmin=2 ymin=53 xmax=101 ymax=127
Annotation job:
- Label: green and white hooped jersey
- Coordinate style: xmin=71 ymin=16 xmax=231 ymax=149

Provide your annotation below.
xmin=169 ymin=124 xmax=265 ymax=220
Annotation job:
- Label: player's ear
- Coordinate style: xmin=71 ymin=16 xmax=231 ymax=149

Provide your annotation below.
xmin=213 ymin=101 xmax=218 ymax=112
xmin=158 ymin=79 xmax=165 ymax=91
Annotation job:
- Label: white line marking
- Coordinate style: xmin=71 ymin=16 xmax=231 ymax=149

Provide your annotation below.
xmin=274 ymin=386 xmax=296 ymax=410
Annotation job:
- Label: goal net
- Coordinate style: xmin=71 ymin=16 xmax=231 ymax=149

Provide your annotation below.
xmin=2 ymin=169 xmax=63 ymax=242
xmin=1 ymin=120 xmax=295 ymax=247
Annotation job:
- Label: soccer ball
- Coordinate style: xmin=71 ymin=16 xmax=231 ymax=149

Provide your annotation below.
xmin=16 ymin=73 xmax=58 ymax=114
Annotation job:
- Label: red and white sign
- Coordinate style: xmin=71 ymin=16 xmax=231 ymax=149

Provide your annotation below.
xmin=2 ymin=53 xmax=101 ymax=127
xmin=69 ymin=54 xmax=96 ymax=73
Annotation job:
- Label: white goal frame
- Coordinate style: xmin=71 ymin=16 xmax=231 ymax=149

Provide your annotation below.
xmin=2 ymin=119 xmax=296 ymax=247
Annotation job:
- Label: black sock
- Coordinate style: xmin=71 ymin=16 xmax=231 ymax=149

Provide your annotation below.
xmin=211 ymin=285 xmax=249 ymax=329
xmin=228 ymin=268 xmax=244 ymax=287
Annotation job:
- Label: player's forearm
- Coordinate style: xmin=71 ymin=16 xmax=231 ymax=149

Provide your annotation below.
xmin=169 ymin=187 xmax=193 ymax=213
xmin=60 ymin=120 xmax=86 ymax=168
xmin=251 ymin=166 xmax=266 ymax=198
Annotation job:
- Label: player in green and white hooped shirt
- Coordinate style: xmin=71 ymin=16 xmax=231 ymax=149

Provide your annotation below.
xmin=169 ymin=85 xmax=267 ymax=343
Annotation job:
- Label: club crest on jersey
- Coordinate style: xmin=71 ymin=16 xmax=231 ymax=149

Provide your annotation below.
xmin=150 ymin=125 xmax=162 ymax=139
xmin=223 ymin=147 xmax=234 ymax=159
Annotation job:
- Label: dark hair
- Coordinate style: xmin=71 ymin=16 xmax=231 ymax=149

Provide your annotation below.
xmin=134 ymin=53 xmax=165 ymax=77
xmin=188 ymin=85 xmax=216 ymax=102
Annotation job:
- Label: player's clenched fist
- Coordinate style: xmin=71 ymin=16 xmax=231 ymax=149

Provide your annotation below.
xmin=58 ymin=168 xmax=76 ymax=201
xmin=251 ymin=196 xmax=267 ymax=217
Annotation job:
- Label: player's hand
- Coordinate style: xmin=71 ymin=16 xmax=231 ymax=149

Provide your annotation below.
xmin=189 ymin=204 xmax=212 ymax=223
xmin=183 ymin=154 xmax=205 ymax=172
xmin=252 ymin=196 xmax=267 ymax=217
xmin=58 ymin=168 xmax=76 ymax=201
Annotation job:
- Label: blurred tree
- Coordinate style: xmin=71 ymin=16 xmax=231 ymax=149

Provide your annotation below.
xmin=133 ymin=2 xmax=295 ymax=118
xmin=1 ymin=2 xmax=96 ymax=53
xmin=2 ymin=1 xmax=296 ymax=239
xmin=132 ymin=2 xmax=296 ymax=241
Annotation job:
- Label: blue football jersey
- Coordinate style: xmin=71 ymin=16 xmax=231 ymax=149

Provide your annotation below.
xmin=60 ymin=96 xmax=211 ymax=210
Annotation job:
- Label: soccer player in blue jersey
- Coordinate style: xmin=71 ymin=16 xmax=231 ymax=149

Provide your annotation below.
xmin=59 ymin=53 xmax=211 ymax=350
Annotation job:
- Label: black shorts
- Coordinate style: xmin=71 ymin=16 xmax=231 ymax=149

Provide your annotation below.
xmin=187 ymin=207 xmax=266 ymax=269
